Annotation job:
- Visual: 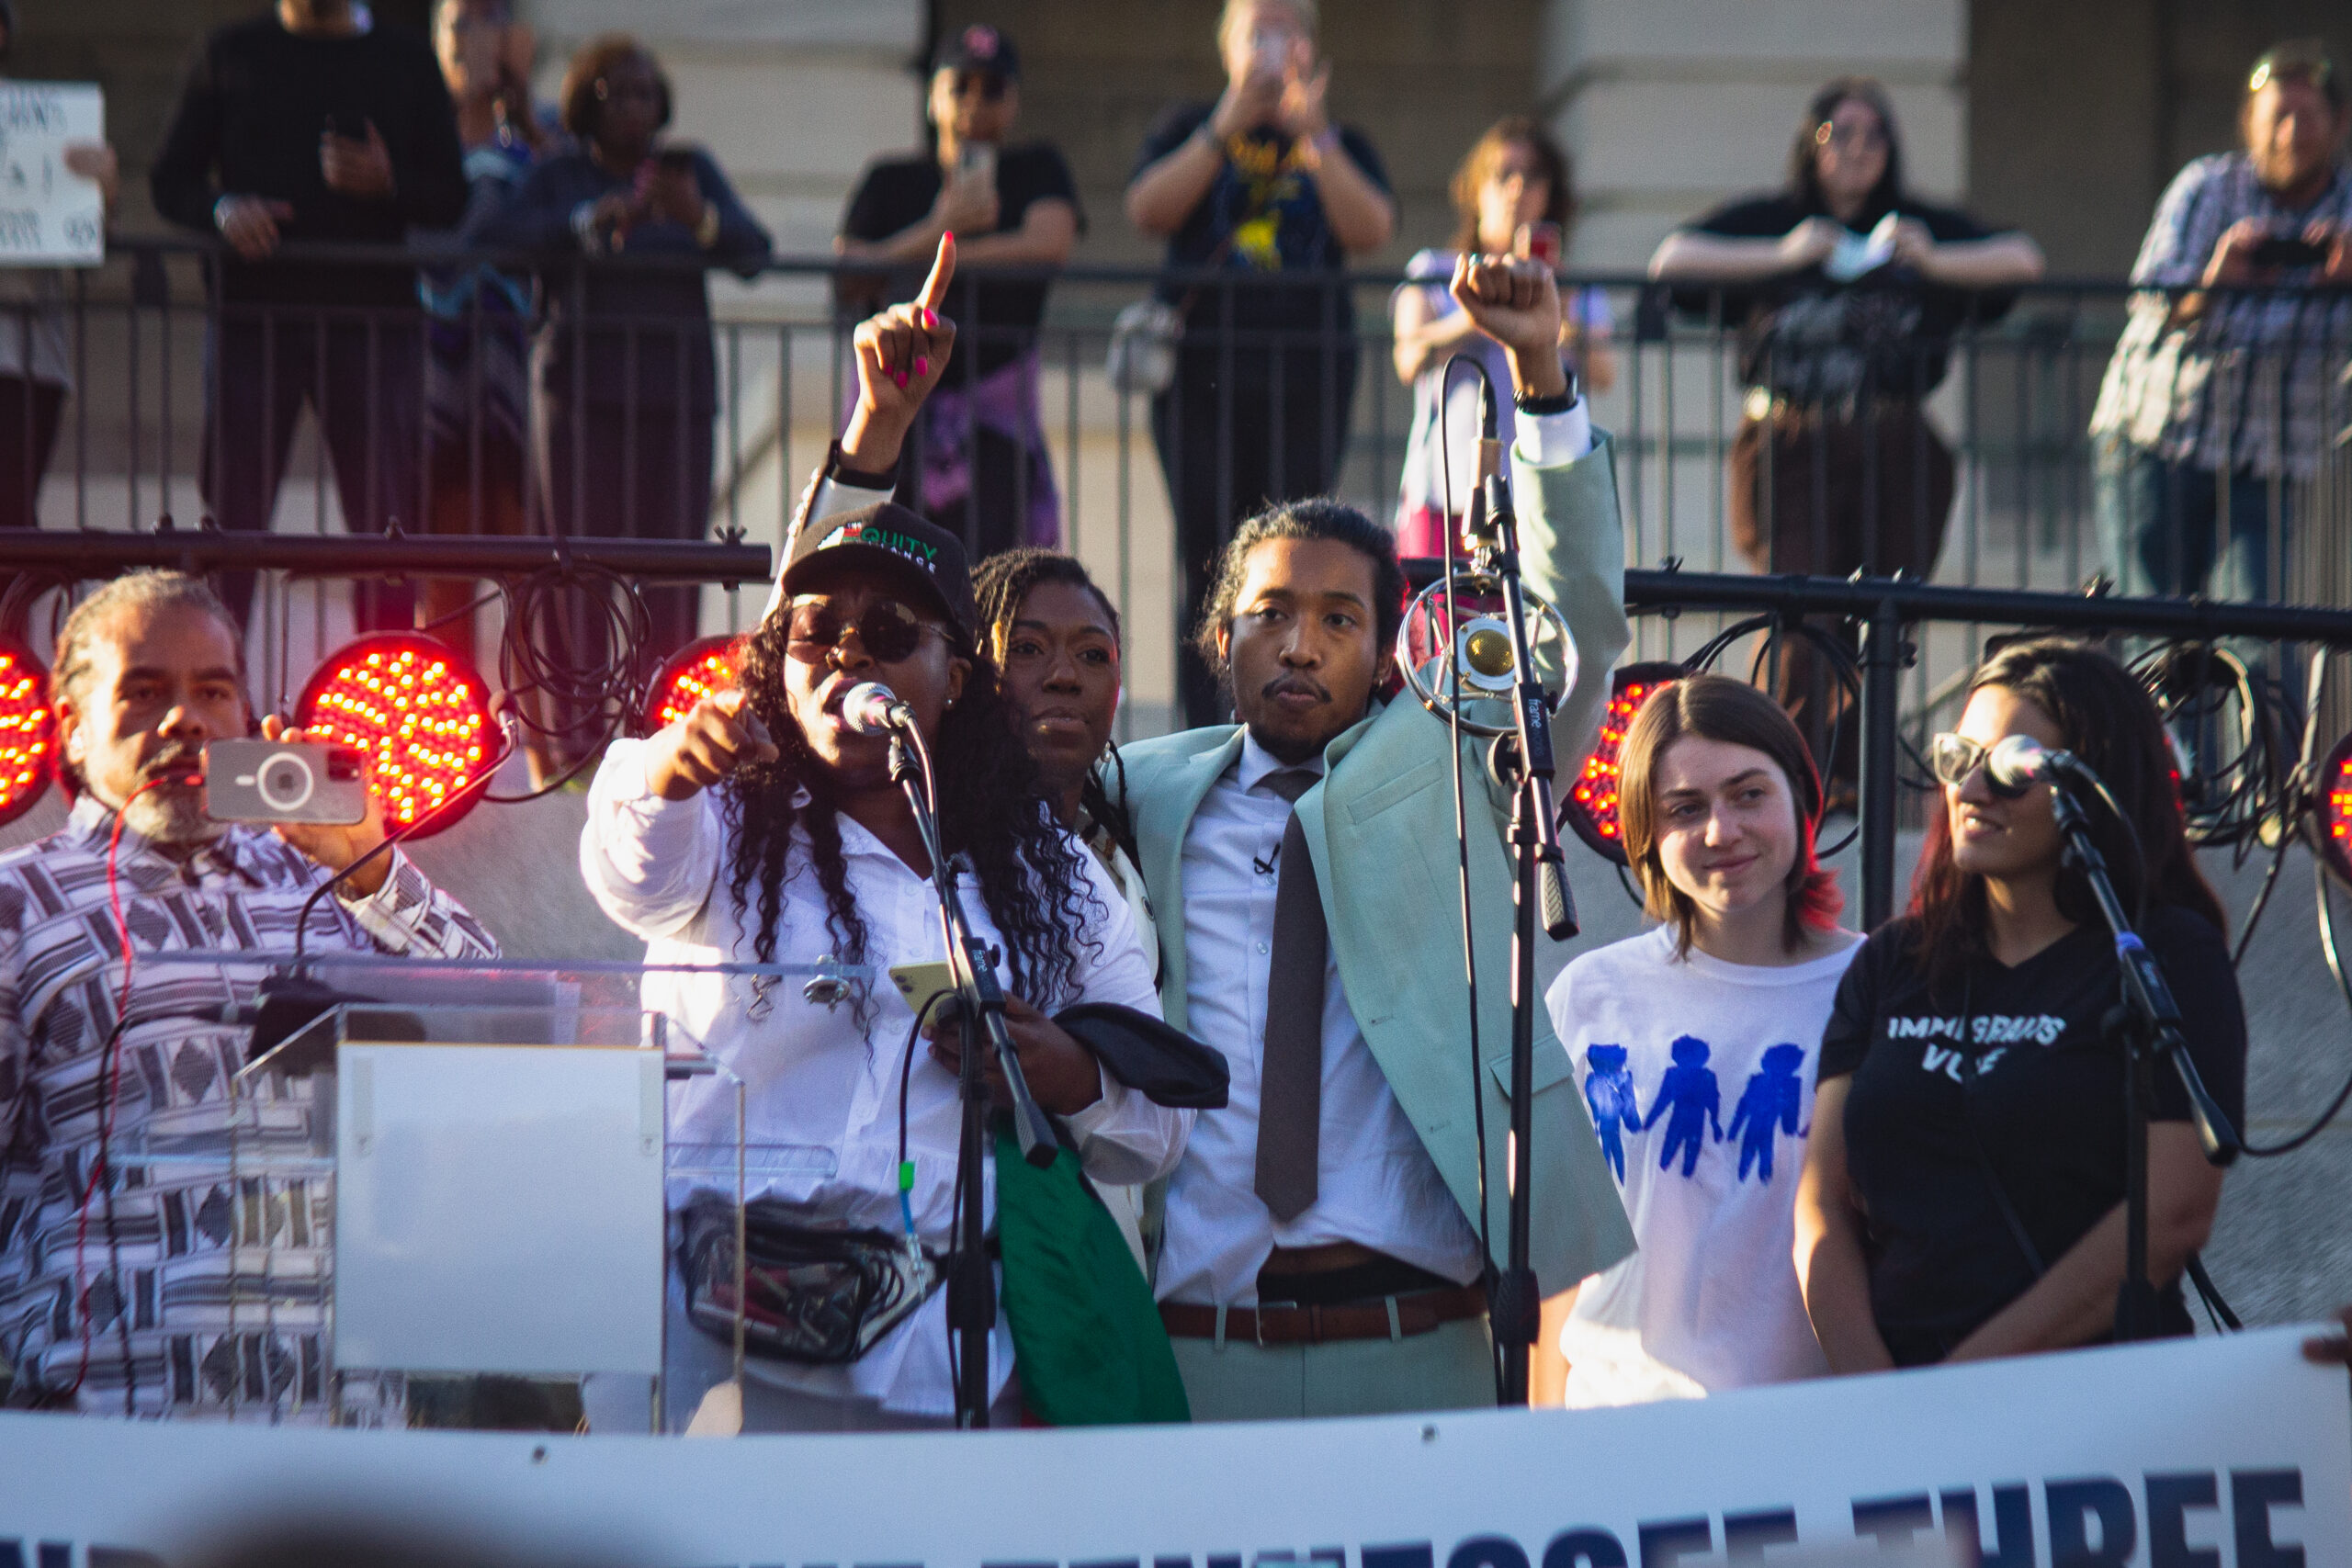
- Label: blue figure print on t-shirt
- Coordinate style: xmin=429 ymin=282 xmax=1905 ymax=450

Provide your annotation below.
xmin=1725 ymin=1043 xmax=1808 ymax=1183
xmin=1642 ymin=1034 xmax=1723 ymax=1178
xmin=1582 ymin=1043 xmax=1642 ymax=1183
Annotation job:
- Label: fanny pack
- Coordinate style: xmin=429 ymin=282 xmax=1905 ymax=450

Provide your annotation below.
xmin=679 ymin=1195 xmax=941 ymax=1366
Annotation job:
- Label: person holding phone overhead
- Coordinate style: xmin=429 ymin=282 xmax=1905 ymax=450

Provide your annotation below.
xmin=151 ymin=0 xmax=468 ymax=629
xmin=468 ymin=35 xmax=771 ymax=750
xmin=2090 ymin=39 xmax=2352 ymax=609
xmin=582 ymin=238 xmax=1187 ymax=1432
xmin=1391 ymin=117 xmax=1613 ymax=559
xmin=838 ymin=25 xmax=1081 ymax=559
xmin=1126 ymin=0 xmax=1396 ymax=728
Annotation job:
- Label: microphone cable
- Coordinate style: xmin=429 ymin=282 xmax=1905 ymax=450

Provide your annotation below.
xmin=1432 ymin=346 xmax=1500 ymax=1400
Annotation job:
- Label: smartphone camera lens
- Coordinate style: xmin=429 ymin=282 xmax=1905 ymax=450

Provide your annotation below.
xmin=256 ymin=750 xmax=316 ymax=813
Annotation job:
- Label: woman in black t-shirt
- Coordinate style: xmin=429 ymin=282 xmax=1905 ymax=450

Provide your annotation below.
xmin=836 ymin=25 xmax=1080 ymax=560
xmin=1125 ymin=0 xmax=1396 ymax=727
xmin=1795 ymin=638 xmax=2245 ymax=1370
xmin=1649 ymin=78 xmax=2042 ymax=799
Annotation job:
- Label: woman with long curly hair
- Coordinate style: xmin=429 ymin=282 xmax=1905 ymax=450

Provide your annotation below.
xmin=1795 ymin=637 xmax=2245 ymax=1371
xmin=582 ymin=237 xmax=1185 ymax=1431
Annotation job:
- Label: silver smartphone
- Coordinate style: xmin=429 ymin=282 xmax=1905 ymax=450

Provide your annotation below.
xmin=204 ymin=738 xmax=368 ymax=825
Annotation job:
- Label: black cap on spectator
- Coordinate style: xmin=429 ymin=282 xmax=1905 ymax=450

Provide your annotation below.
xmin=776 ymin=502 xmax=979 ymax=639
xmin=933 ymin=22 xmax=1020 ymax=82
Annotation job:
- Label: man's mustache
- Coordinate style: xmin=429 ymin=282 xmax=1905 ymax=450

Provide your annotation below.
xmin=141 ymin=746 xmax=206 ymax=784
xmin=1261 ymin=673 xmax=1329 ymax=704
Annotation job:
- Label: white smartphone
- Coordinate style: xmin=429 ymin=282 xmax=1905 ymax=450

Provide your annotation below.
xmin=956 ymin=141 xmax=997 ymax=185
xmin=888 ymin=960 xmax=958 ymax=1020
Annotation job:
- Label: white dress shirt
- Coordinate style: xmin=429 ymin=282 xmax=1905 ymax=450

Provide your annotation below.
xmin=581 ymin=739 xmax=1188 ymax=1416
xmin=1154 ymin=734 xmax=1485 ymax=1306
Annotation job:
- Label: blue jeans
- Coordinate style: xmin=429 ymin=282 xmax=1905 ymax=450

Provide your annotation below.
xmin=2094 ymin=436 xmax=2288 ymax=604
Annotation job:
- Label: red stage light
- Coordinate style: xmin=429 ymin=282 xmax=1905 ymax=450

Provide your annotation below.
xmin=1563 ymin=661 xmax=1685 ymax=867
xmin=296 ymin=635 xmax=494 ymax=840
xmin=2321 ymin=733 xmax=2352 ymax=885
xmin=0 ymin=635 xmax=53 ymax=829
xmin=642 ymin=635 xmax=744 ymax=735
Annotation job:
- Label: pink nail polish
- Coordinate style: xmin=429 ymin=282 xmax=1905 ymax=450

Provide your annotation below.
xmin=922 ymin=308 xmax=937 ymax=331
xmin=915 ymin=355 xmax=929 ymax=377
xmin=896 ymin=370 xmax=909 ymax=389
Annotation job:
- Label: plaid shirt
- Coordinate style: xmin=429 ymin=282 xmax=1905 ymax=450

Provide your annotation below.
xmin=0 ymin=795 xmax=495 ymax=1418
xmin=2090 ymin=153 xmax=2352 ymax=479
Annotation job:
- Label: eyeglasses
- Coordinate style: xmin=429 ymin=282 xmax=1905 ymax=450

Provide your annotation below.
xmin=945 ymin=71 xmax=1009 ymax=102
xmin=1928 ymin=731 xmax=2040 ymax=792
xmin=1815 ymin=121 xmax=1887 ymax=151
xmin=785 ymin=597 xmax=948 ymax=665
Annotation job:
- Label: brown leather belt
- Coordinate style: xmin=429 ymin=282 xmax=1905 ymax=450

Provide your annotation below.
xmin=1159 ymin=1283 xmax=1487 ymax=1346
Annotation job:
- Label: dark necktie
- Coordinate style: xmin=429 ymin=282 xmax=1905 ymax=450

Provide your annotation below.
xmin=1255 ymin=766 xmax=1325 ymax=1223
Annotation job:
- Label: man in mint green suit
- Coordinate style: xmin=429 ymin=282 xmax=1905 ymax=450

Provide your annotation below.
xmin=1120 ymin=255 xmax=1637 ymax=1419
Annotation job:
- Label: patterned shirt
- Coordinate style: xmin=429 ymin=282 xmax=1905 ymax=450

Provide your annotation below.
xmin=2090 ymin=153 xmax=2352 ymax=479
xmin=0 ymin=795 xmax=495 ymax=1418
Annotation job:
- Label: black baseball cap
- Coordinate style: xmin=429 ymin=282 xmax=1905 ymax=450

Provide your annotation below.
xmin=775 ymin=501 xmax=978 ymax=639
xmin=934 ymin=22 xmax=1020 ymax=81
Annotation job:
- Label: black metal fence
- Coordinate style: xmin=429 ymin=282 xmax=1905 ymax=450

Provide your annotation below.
xmin=6 ymin=239 xmax=2349 ymax=741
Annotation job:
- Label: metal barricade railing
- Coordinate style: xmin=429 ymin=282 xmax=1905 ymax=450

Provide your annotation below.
xmin=7 ymin=239 xmax=2349 ymax=745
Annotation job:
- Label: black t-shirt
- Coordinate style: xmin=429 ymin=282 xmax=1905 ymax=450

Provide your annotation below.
xmin=841 ymin=143 xmax=1081 ymax=379
xmin=1673 ymin=192 xmax=2012 ymax=403
xmin=1818 ymin=906 xmax=2246 ymax=1365
xmin=1131 ymin=103 xmax=1390 ymax=337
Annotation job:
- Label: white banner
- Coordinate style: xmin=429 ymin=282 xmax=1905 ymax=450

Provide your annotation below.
xmin=0 ymin=1326 xmax=2343 ymax=1566
xmin=0 ymin=83 xmax=104 ymax=265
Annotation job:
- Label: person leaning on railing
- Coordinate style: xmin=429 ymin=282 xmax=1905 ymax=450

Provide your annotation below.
xmin=1647 ymin=76 xmax=2042 ymax=806
xmin=1125 ymin=0 xmax=1396 ymax=729
xmin=463 ymin=34 xmax=770 ymax=733
xmin=2089 ymin=39 xmax=2352 ymax=610
xmin=0 ymin=0 xmax=119 ymax=532
xmin=1390 ymin=115 xmax=1613 ymax=559
xmin=836 ymin=24 xmax=1080 ymax=560
xmin=148 ymin=0 xmax=468 ymax=631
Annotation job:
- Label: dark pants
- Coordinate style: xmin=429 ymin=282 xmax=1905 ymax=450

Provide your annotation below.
xmin=0 ymin=377 xmax=64 ymax=530
xmin=536 ymin=394 xmax=713 ymax=761
xmin=1730 ymin=402 xmax=1955 ymax=790
xmin=203 ymin=311 xmax=424 ymax=631
xmin=2093 ymin=436 xmax=2283 ymax=604
xmin=1153 ymin=341 xmax=1357 ymax=728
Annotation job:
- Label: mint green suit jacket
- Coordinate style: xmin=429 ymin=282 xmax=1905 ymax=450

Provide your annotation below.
xmin=1117 ymin=434 xmax=1638 ymax=1295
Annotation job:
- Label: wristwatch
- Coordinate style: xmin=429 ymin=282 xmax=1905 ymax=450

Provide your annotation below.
xmin=823 ymin=438 xmax=897 ymax=491
xmin=1514 ymin=369 xmax=1579 ymax=418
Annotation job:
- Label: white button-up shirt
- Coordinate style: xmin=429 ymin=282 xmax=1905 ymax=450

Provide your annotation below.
xmin=1154 ymin=734 xmax=1484 ymax=1306
xmin=581 ymin=739 xmax=1187 ymax=1416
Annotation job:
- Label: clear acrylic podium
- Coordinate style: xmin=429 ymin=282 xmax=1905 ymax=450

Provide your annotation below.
xmin=187 ymin=954 xmax=806 ymax=1430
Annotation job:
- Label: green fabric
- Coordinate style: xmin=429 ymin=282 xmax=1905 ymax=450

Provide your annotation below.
xmin=993 ymin=1128 xmax=1189 ymax=1426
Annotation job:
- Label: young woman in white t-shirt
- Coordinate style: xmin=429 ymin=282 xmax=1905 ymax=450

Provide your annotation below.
xmin=1540 ymin=673 xmax=1859 ymax=1404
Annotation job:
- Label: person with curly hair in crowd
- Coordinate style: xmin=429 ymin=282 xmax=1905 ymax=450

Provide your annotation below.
xmin=581 ymin=238 xmax=1187 ymax=1432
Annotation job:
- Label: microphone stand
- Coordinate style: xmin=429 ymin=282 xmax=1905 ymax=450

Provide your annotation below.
xmin=2042 ymin=763 xmax=2239 ymax=1341
xmin=884 ymin=723 xmax=1057 ymax=1429
xmin=1474 ymin=444 xmax=1577 ymax=1406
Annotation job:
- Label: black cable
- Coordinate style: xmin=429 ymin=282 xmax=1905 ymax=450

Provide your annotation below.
xmin=2233 ymin=862 xmax=2352 ymax=1158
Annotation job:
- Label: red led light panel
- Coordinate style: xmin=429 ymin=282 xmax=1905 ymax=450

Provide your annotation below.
xmin=2324 ymin=735 xmax=2352 ymax=885
xmin=0 ymin=636 xmax=51 ymax=828
xmin=643 ymin=635 xmax=744 ymax=736
xmin=1563 ymin=661 xmax=1684 ymax=867
xmin=296 ymin=636 xmax=494 ymax=839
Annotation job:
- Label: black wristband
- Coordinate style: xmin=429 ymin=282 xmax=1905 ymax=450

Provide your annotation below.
xmin=1514 ymin=375 xmax=1579 ymax=418
xmin=825 ymin=439 xmax=898 ymax=491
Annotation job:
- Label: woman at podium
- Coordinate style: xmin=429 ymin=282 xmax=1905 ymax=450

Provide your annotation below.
xmin=582 ymin=237 xmax=1189 ymax=1431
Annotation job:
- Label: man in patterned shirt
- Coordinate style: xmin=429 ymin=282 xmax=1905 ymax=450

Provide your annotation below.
xmin=2090 ymin=39 xmax=2352 ymax=608
xmin=0 ymin=571 xmax=496 ymax=1418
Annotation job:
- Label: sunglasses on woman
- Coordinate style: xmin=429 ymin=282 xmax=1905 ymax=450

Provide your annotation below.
xmin=785 ymin=596 xmax=950 ymax=665
xmin=1928 ymin=732 xmax=2040 ymax=797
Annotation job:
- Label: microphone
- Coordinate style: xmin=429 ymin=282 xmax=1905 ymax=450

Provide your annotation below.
xmin=1984 ymin=734 xmax=2085 ymax=798
xmin=841 ymin=681 xmax=914 ymax=737
xmin=1460 ymin=376 xmax=1505 ymax=550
